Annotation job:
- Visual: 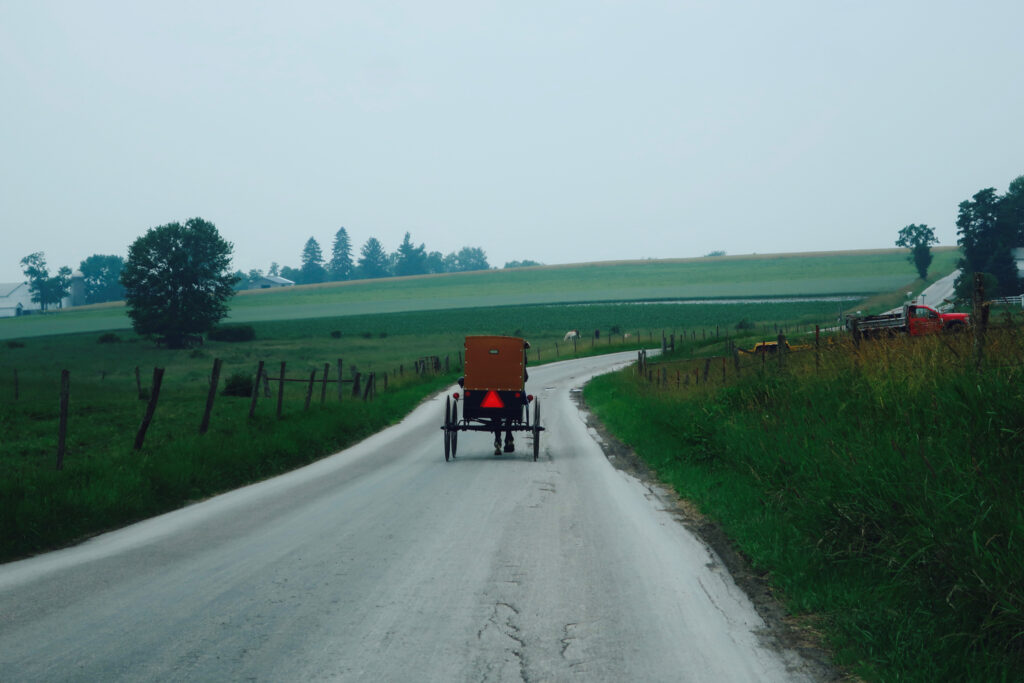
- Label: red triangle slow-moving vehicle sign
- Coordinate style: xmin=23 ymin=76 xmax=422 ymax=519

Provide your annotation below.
xmin=480 ymin=390 xmax=505 ymax=408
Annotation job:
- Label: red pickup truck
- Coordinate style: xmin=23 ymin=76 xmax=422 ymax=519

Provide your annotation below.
xmin=846 ymin=304 xmax=969 ymax=337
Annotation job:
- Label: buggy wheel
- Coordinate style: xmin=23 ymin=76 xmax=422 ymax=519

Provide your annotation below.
xmin=444 ymin=396 xmax=451 ymax=462
xmin=450 ymin=400 xmax=458 ymax=457
xmin=532 ymin=400 xmax=540 ymax=461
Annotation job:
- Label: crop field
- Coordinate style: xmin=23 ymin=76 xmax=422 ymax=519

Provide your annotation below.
xmin=0 ymin=248 xmax=959 ymax=340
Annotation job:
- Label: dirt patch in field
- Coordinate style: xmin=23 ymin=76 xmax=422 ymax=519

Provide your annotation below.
xmin=573 ymin=390 xmax=855 ymax=683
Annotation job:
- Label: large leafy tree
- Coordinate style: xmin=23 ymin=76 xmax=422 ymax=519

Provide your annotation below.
xmin=393 ymin=232 xmax=428 ymax=276
xmin=357 ymin=237 xmax=390 ymax=279
xmin=120 ymin=217 xmax=238 ymax=348
xmin=955 ymin=177 xmax=1024 ymax=298
xmin=19 ymin=252 xmax=71 ymax=311
xmin=328 ymin=227 xmax=354 ymax=281
xmin=78 ymin=254 xmax=125 ymax=304
xmin=452 ymin=246 xmax=490 ymax=272
xmin=895 ymin=224 xmax=938 ymax=279
xmin=299 ymin=237 xmax=327 ymax=284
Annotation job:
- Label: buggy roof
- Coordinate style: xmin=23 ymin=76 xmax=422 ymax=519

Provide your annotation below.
xmin=463 ymin=335 xmax=528 ymax=391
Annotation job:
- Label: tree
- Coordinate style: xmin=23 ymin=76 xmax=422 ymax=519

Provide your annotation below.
xmin=79 ymin=254 xmax=125 ymax=304
xmin=895 ymin=224 xmax=938 ymax=280
xmin=393 ymin=232 xmax=428 ymax=276
xmin=279 ymin=265 xmax=300 ymax=282
xmin=231 ymin=270 xmax=249 ymax=291
xmin=452 ymin=246 xmax=490 ymax=272
xmin=425 ymin=251 xmax=446 ymax=274
xmin=357 ymin=237 xmax=390 ymax=279
xmin=268 ymin=262 xmax=280 ymax=277
xmin=299 ymin=237 xmax=327 ymax=284
xmin=120 ymin=217 xmax=238 ymax=348
xmin=328 ymin=227 xmax=354 ymax=281
xmin=955 ymin=178 xmax=1023 ymax=298
xmin=19 ymin=252 xmax=71 ymax=311
xmin=503 ymin=260 xmax=543 ymax=269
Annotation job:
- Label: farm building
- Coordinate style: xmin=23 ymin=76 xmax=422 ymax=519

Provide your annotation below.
xmin=252 ymin=275 xmax=295 ymax=288
xmin=0 ymin=282 xmax=40 ymax=318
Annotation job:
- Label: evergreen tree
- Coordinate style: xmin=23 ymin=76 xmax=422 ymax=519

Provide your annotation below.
xmin=393 ymin=232 xmax=428 ymax=276
xmin=299 ymin=237 xmax=327 ymax=284
xmin=328 ymin=226 xmax=354 ymax=281
xmin=357 ymin=237 xmax=390 ymax=279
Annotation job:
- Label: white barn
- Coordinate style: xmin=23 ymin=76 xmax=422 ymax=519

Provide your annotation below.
xmin=0 ymin=282 xmax=40 ymax=318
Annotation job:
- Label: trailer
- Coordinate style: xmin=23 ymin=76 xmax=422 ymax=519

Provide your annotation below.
xmin=441 ymin=335 xmax=543 ymax=461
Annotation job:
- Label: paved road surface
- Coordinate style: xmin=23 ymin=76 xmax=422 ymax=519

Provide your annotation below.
xmin=0 ymin=351 xmax=821 ymax=681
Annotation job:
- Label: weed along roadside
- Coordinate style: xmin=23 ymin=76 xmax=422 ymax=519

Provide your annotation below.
xmin=583 ymin=311 xmax=1024 ymax=682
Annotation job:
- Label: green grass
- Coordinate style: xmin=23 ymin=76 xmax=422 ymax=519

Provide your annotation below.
xmin=585 ymin=320 xmax=1024 ymax=681
xmin=0 ymin=248 xmax=960 ymax=340
xmin=0 ymin=298 xmax=842 ymax=562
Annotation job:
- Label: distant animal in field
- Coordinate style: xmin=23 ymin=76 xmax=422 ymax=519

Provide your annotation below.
xmin=563 ymin=330 xmax=579 ymax=341
xmin=624 ymin=333 xmax=631 ymax=339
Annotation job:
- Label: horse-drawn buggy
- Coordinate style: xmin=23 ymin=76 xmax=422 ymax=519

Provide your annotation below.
xmin=441 ymin=335 xmax=543 ymax=461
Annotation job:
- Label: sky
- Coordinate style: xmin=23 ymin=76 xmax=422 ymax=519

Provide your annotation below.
xmin=1 ymin=1 xmax=1023 ymax=283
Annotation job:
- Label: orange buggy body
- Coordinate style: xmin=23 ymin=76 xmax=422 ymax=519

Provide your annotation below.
xmin=441 ymin=336 xmax=543 ymax=461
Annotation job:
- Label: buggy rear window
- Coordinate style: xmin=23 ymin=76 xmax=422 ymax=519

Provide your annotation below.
xmin=489 ymin=349 xmax=499 ymax=354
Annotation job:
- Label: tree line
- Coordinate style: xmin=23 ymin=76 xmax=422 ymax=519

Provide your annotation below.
xmin=894 ymin=173 xmax=1023 ymax=298
xmin=234 ymin=228 xmax=544 ymax=289
xmin=16 ymin=227 xmax=544 ymax=308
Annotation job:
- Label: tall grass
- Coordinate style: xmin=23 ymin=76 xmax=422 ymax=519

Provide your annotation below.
xmin=585 ymin=321 xmax=1024 ymax=681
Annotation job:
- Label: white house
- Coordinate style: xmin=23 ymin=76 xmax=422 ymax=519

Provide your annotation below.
xmin=252 ymin=275 xmax=295 ymax=288
xmin=0 ymin=282 xmax=40 ymax=318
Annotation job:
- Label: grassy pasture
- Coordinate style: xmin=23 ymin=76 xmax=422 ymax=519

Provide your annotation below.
xmin=0 ymin=248 xmax=959 ymax=340
xmin=585 ymin=313 xmax=1024 ymax=681
xmin=0 ymin=299 xmax=842 ymax=561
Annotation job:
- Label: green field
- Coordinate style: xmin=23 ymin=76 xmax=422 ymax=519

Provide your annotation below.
xmin=0 ymin=248 xmax=959 ymax=340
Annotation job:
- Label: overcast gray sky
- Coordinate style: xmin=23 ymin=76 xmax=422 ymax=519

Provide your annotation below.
xmin=2 ymin=1 xmax=1022 ymax=283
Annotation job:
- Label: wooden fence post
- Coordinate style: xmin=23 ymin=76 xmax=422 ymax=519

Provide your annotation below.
xmin=815 ymin=325 xmax=821 ymax=373
xmin=262 ymin=366 xmax=271 ymax=398
xmin=199 ymin=358 xmax=222 ymax=434
xmin=337 ymin=359 xmax=344 ymax=401
xmin=973 ymin=272 xmax=989 ymax=371
xmin=321 ymin=363 xmax=330 ymax=404
xmin=362 ymin=372 xmax=373 ymax=401
xmin=277 ymin=362 xmax=286 ymax=418
xmin=56 ymin=369 xmax=69 ymax=470
xmin=304 ymin=370 xmax=315 ymax=410
xmin=777 ymin=333 xmax=786 ymax=370
xmin=352 ymin=372 xmax=362 ymax=398
xmin=249 ymin=361 xmax=264 ymax=418
xmin=134 ymin=367 xmax=165 ymax=450
xmin=702 ymin=358 xmax=711 ymax=383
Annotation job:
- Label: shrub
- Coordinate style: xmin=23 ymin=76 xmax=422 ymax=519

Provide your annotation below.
xmin=207 ymin=325 xmax=256 ymax=342
xmin=5 ymin=340 xmax=25 ymax=349
xmin=361 ymin=331 xmax=373 ymax=339
xmin=221 ymin=372 xmax=253 ymax=397
xmin=735 ymin=318 xmax=756 ymax=330
xmin=330 ymin=330 xmax=342 ymax=339
xmin=378 ymin=331 xmax=388 ymax=338
xmin=97 ymin=333 xmax=121 ymax=344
